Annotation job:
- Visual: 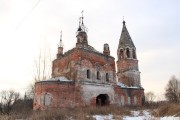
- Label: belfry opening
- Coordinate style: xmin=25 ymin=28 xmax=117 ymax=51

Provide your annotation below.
xmin=96 ymin=94 xmax=109 ymax=106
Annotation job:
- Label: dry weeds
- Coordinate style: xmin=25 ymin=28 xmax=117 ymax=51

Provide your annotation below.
xmin=0 ymin=105 xmax=130 ymax=120
xmin=153 ymin=103 xmax=180 ymax=117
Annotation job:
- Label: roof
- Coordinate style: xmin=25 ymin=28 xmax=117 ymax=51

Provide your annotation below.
xmin=118 ymin=21 xmax=135 ymax=48
xmin=63 ymin=47 xmax=115 ymax=60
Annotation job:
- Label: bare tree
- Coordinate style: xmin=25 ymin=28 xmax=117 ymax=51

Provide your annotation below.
xmin=28 ymin=45 xmax=53 ymax=101
xmin=145 ymin=91 xmax=156 ymax=103
xmin=33 ymin=45 xmax=53 ymax=82
xmin=25 ymin=82 xmax=35 ymax=99
xmin=0 ymin=90 xmax=20 ymax=115
xmin=165 ymin=75 xmax=180 ymax=103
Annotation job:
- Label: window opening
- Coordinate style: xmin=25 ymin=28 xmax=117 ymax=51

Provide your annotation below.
xmin=97 ymin=71 xmax=101 ymax=80
xmin=87 ymin=69 xmax=90 ymax=79
xmin=106 ymin=73 xmax=109 ymax=81
xmin=126 ymin=48 xmax=130 ymax=58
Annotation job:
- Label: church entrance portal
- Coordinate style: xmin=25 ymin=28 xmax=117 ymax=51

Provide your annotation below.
xmin=96 ymin=94 xmax=109 ymax=106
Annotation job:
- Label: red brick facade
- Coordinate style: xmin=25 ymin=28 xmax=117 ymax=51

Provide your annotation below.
xmin=33 ymin=82 xmax=84 ymax=110
xmin=33 ymin=18 xmax=144 ymax=110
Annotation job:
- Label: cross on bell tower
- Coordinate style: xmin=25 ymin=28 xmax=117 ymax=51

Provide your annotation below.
xmin=57 ymin=31 xmax=64 ymax=59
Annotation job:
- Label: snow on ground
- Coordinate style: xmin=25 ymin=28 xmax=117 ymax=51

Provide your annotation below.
xmin=123 ymin=110 xmax=153 ymax=120
xmin=93 ymin=110 xmax=180 ymax=120
xmin=93 ymin=114 xmax=113 ymax=120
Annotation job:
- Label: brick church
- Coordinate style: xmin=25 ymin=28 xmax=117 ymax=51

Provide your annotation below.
xmin=33 ymin=15 xmax=144 ymax=110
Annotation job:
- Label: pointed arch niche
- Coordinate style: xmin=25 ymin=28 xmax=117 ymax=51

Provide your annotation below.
xmin=132 ymin=49 xmax=136 ymax=59
xmin=126 ymin=48 xmax=130 ymax=58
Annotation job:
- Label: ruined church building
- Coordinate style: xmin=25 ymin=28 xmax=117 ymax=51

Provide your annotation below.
xmin=33 ymin=14 xmax=144 ymax=110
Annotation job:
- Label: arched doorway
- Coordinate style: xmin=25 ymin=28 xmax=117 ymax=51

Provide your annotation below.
xmin=96 ymin=94 xmax=109 ymax=106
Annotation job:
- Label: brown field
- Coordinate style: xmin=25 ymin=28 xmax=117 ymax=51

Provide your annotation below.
xmin=153 ymin=103 xmax=180 ymax=117
xmin=0 ymin=105 xmax=130 ymax=120
xmin=0 ymin=103 xmax=179 ymax=120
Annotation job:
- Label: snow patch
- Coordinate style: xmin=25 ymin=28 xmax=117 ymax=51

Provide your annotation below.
xmin=117 ymin=82 xmax=128 ymax=88
xmin=123 ymin=110 xmax=153 ymax=120
xmin=47 ymin=76 xmax=73 ymax=82
xmin=93 ymin=114 xmax=113 ymax=120
xmin=123 ymin=110 xmax=180 ymax=120
xmin=93 ymin=110 xmax=180 ymax=120
xmin=117 ymin=82 xmax=141 ymax=89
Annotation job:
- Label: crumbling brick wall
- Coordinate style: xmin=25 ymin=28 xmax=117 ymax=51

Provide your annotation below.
xmin=114 ymin=86 xmax=144 ymax=106
xmin=116 ymin=59 xmax=140 ymax=86
xmin=52 ymin=48 xmax=116 ymax=83
xmin=33 ymin=81 xmax=84 ymax=110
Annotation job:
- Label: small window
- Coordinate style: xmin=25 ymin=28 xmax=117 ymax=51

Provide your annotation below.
xmin=87 ymin=69 xmax=90 ymax=79
xmin=126 ymin=48 xmax=130 ymax=58
xmin=106 ymin=73 xmax=109 ymax=81
xmin=97 ymin=71 xmax=101 ymax=80
xmin=120 ymin=49 xmax=124 ymax=59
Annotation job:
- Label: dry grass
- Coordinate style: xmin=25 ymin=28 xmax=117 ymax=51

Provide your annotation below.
xmin=3 ymin=104 xmax=180 ymax=120
xmin=4 ymin=104 xmax=179 ymax=120
xmin=0 ymin=105 xmax=131 ymax=120
xmin=153 ymin=103 xmax=180 ymax=117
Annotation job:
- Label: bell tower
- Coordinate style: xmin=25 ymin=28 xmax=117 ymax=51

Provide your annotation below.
xmin=116 ymin=20 xmax=141 ymax=87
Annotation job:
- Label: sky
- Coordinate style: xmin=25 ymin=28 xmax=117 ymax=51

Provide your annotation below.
xmin=0 ymin=0 xmax=180 ymax=100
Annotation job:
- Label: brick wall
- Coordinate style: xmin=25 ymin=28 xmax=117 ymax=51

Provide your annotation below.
xmin=33 ymin=81 xmax=84 ymax=110
xmin=114 ymin=86 xmax=144 ymax=106
xmin=52 ymin=48 xmax=116 ymax=83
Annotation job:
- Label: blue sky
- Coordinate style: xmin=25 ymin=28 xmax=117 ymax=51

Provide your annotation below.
xmin=0 ymin=0 xmax=180 ymax=99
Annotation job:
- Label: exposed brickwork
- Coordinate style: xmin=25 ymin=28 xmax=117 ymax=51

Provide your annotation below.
xmin=33 ymin=19 xmax=145 ymax=110
xmin=114 ymin=86 xmax=144 ymax=106
xmin=33 ymin=81 xmax=85 ymax=110
xmin=116 ymin=21 xmax=141 ymax=87
xmin=52 ymin=48 xmax=115 ymax=82
xmin=116 ymin=59 xmax=138 ymax=72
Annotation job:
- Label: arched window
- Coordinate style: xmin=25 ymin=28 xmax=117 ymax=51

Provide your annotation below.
xmin=120 ymin=49 xmax=124 ymax=59
xmin=126 ymin=48 xmax=130 ymax=58
xmin=44 ymin=93 xmax=51 ymax=106
xmin=40 ymin=93 xmax=51 ymax=106
xmin=133 ymin=49 xmax=136 ymax=59
xmin=106 ymin=73 xmax=109 ymax=81
xmin=87 ymin=69 xmax=90 ymax=79
xmin=97 ymin=71 xmax=101 ymax=80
